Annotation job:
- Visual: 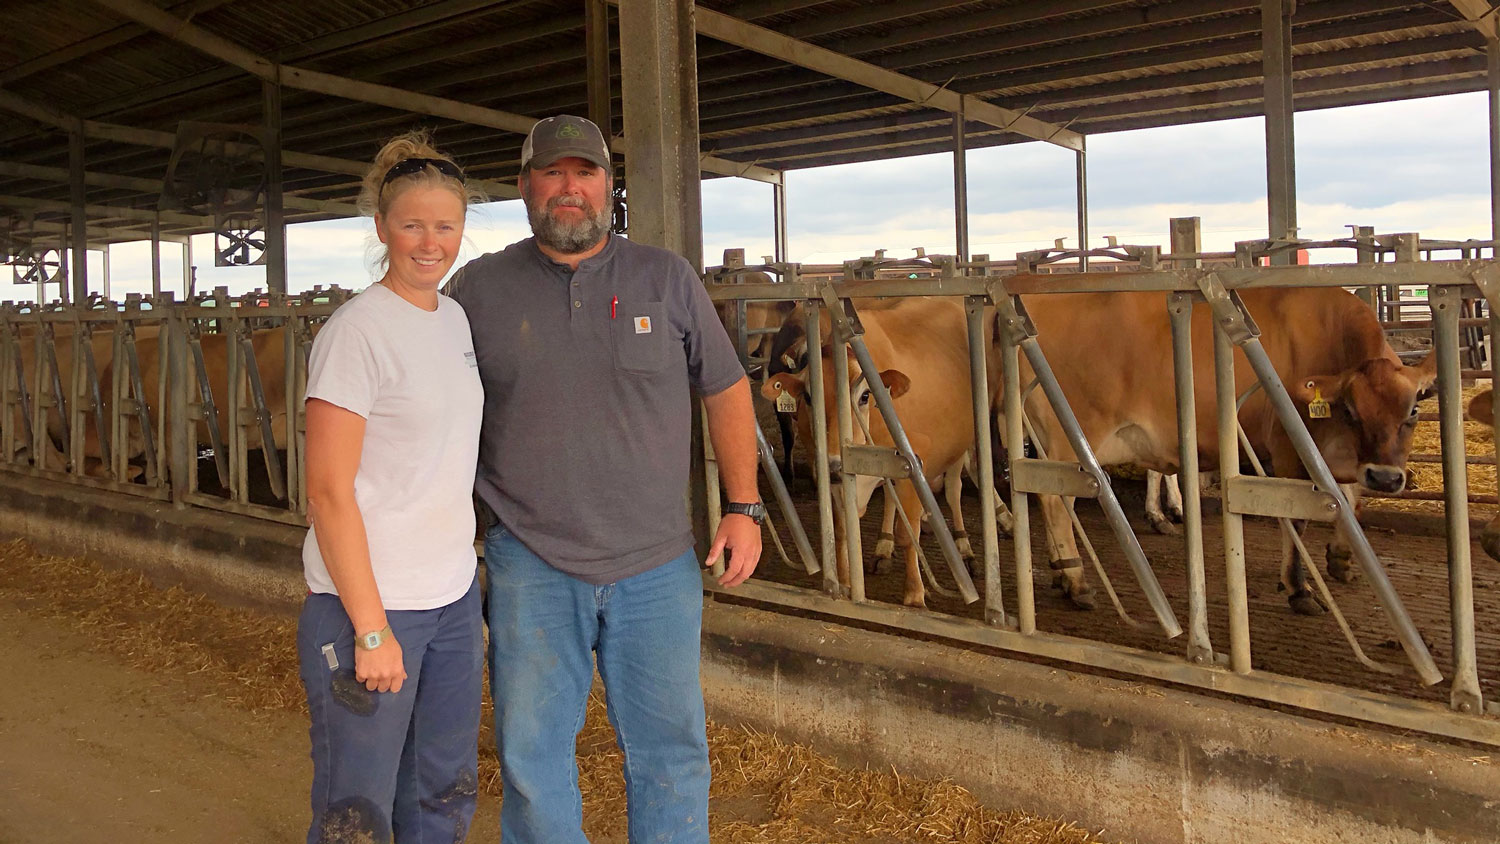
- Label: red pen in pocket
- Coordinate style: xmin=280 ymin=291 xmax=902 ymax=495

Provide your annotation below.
xmin=611 ymin=296 xmax=618 ymax=319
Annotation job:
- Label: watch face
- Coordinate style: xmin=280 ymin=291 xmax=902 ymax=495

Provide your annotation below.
xmin=362 ymin=632 xmax=381 ymax=649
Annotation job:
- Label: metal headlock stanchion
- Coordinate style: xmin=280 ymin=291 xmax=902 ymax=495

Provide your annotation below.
xmin=965 ymin=295 xmax=1005 ymax=624
xmin=803 ymin=297 xmax=841 ymax=598
xmin=237 ymin=322 xmax=287 ymax=502
xmin=992 ymin=283 xmax=1183 ymax=637
xmin=820 ymin=285 xmax=979 ymax=604
xmin=186 ymin=321 xmax=230 ymax=489
xmin=1195 ymin=272 xmax=1443 ymax=686
xmin=754 ymin=423 xmax=819 ymax=574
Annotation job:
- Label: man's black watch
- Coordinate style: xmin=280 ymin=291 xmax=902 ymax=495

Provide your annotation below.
xmin=724 ymin=501 xmax=766 ymax=525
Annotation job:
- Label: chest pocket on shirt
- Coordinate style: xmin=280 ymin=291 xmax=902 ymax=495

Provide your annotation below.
xmin=611 ymin=301 xmax=668 ymax=374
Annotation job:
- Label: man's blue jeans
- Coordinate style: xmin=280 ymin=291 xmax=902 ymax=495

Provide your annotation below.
xmin=297 ymin=578 xmax=482 ymax=844
xmin=484 ymin=525 xmax=710 ymax=844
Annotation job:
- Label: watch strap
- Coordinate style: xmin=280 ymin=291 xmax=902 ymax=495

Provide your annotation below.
xmin=724 ymin=501 xmax=765 ymax=524
xmin=356 ymin=624 xmax=393 ymax=651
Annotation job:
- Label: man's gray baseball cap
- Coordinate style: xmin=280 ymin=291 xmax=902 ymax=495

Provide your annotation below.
xmin=520 ymin=115 xmax=611 ymax=170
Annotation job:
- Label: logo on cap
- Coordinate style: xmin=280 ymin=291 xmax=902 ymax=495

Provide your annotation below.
xmin=557 ymin=123 xmax=583 ymax=139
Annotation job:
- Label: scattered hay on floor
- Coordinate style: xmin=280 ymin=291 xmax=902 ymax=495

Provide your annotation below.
xmin=0 ymin=539 xmax=1111 ymax=844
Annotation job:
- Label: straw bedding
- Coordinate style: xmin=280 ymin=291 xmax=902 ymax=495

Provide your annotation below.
xmin=0 ymin=540 xmax=1107 ymax=844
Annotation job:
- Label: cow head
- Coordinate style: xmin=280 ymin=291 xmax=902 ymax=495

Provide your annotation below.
xmin=761 ymin=351 xmax=910 ymax=516
xmin=1288 ymin=352 xmax=1436 ymax=493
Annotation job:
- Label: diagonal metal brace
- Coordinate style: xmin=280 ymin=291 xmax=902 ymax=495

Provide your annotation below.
xmin=1195 ymin=272 xmax=1443 ymax=685
xmin=991 ymin=283 xmax=1182 ymax=638
xmin=818 ymin=285 xmax=979 ymax=604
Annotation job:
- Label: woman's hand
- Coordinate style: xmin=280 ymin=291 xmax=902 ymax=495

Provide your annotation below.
xmin=354 ymin=636 xmax=407 ymax=693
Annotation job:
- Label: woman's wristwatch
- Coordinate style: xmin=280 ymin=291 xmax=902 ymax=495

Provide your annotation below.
xmin=724 ymin=501 xmax=766 ymax=525
xmin=356 ymin=625 xmax=393 ymax=651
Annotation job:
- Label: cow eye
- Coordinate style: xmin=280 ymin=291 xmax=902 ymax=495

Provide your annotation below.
xmin=857 ymin=390 xmax=871 ymax=407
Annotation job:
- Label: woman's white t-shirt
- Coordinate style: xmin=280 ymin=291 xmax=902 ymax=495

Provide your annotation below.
xmin=301 ymin=283 xmax=484 ymax=611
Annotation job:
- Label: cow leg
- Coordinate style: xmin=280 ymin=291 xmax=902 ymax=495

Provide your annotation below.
xmin=943 ymin=463 xmax=975 ymax=566
xmin=871 ymin=488 xmax=896 ymax=575
xmin=1325 ymin=483 xmax=1359 ymax=583
xmin=1144 ymin=470 xmax=1181 ymax=536
xmin=1280 ymin=518 xmax=1322 ymax=615
xmin=1039 ymin=493 xmax=1095 ymax=610
xmin=1165 ymin=473 xmax=1185 ymax=523
xmin=776 ymin=411 xmax=796 ymax=484
xmin=895 ymin=481 xmax=925 ymax=608
xmin=962 ymin=450 xmax=1015 ymax=537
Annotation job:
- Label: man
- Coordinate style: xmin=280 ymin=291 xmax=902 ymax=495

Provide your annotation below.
xmin=445 ymin=114 xmax=762 ymax=844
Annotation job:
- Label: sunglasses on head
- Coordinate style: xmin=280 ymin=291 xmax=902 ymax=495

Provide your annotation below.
xmin=380 ymin=157 xmax=465 ymax=190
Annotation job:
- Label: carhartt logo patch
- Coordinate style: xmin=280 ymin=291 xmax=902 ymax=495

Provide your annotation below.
xmin=557 ymin=123 xmax=583 ymax=139
xmin=635 ymin=316 xmax=652 ymax=334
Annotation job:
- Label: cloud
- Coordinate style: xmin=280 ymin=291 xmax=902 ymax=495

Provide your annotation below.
xmin=22 ymin=93 xmax=1489 ymax=303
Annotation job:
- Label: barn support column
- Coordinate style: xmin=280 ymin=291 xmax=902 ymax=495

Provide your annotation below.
xmin=953 ymin=105 xmax=969 ymax=262
xmin=1489 ymin=36 xmax=1499 ymax=246
xmin=618 ymin=0 xmax=708 ymax=553
xmin=263 ymin=78 xmax=286 ymax=295
xmin=1074 ymin=138 xmax=1088 ymax=271
xmin=100 ymin=245 xmax=111 ymax=299
xmin=617 ymin=0 xmax=703 ymax=269
xmin=182 ymin=237 xmax=193 ymax=298
xmin=150 ymin=213 xmax=162 ymax=298
xmin=586 ymin=0 xmax=613 ymax=136
xmin=772 ymin=177 xmax=788 ymax=263
xmin=68 ymin=127 xmax=86 ymax=304
xmin=1262 ymin=0 xmax=1297 ymax=263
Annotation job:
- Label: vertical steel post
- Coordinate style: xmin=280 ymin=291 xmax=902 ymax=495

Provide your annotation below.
xmin=966 ymin=296 xmax=1002 ymax=624
xmin=1215 ymin=322 xmax=1252 ymax=673
xmin=1074 ymin=137 xmax=1088 ymax=272
xmin=1431 ymin=285 xmax=1484 ymax=713
xmin=167 ymin=308 xmax=191 ymax=507
xmin=831 ymin=314 xmax=864 ymax=602
xmin=999 ymin=298 xmax=1034 ymax=632
xmin=953 ymin=104 xmax=970 ymax=262
xmin=100 ymin=246 xmax=111 ymax=299
xmin=1169 ymin=218 xmax=1211 ymax=661
xmin=263 ymin=78 xmax=287 ymax=295
xmin=1169 ymin=293 xmax=1213 ymax=663
xmin=150 ymin=214 xmax=162 ymax=298
xmin=1353 ymin=224 xmax=1376 ymax=309
xmin=1489 ymin=37 xmax=1499 ymax=245
xmin=69 ymin=127 xmax=86 ymax=305
xmin=182 ymin=239 xmax=193 ymax=298
xmin=772 ymin=178 xmax=789 ymax=264
xmin=1262 ymin=0 xmax=1297 ymax=261
xmin=804 ymin=298 xmax=839 ymax=596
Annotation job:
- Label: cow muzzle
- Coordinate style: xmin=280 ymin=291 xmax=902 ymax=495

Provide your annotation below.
xmin=1361 ymin=464 xmax=1406 ymax=494
xmin=828 ymin=455 xmax=843 ymax=484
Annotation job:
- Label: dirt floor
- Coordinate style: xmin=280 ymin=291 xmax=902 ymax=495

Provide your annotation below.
xmin=0 ymin=539 xmax=1107 ymax=844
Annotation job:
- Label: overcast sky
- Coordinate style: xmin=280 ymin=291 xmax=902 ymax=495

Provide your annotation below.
xmin=42 ymin=90 xmax=1493 ymax=301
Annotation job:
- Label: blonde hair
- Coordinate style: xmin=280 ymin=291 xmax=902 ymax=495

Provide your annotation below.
xmin=357 ymin=130 xmax=484 ymax=218
xmin=358 ymin=130 xmax=486 ymax=277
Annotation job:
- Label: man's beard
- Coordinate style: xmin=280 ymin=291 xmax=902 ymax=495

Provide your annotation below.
xmin=528 ymin=194 xmax=611 ymax=254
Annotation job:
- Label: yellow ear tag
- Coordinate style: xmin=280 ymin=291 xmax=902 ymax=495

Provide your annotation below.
xmin=1308 ymin=385 xmax=1331 ymax=419
xmin=775 ymin=386 xmax=797 ymax=413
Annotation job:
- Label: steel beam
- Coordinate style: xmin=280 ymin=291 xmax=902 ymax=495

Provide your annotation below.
xmin=69 ymin=131 xmax=86 ymax=304
xmin=0 ymin=160 xmax=360 ymax=217
xmin=263 ymin=79 xmax=286 ymax=295
xmin=1450 ymin=0 xmax=1500 ymax=39
xmin=952 ymin=110 xmax=968 ymax=261
xmin=1491 ymin=38 xmax=1500 ymax=244
xmin=691 ymin=6 xmax=1083 ymax=151
xmin=1262 ymin=0 xmax=1297 ymax=256
xmin=586 ymin=0 xmax=613 ymax=136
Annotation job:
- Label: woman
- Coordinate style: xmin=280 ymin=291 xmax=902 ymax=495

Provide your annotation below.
xmin=296 ymin=131 xmax=485 ymax=844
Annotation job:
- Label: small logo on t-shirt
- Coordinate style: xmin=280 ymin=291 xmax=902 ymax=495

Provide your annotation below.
xmin=464 ymin=351 xmax=477 ymax=368
xmin=634 ymin=316 xmax=652 ymax=334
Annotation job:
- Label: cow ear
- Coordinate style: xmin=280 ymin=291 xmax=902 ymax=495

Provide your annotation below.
xmin=1406 ymin=349 xmax=1438 ymax=402
xmin=761 ymin=373 xmax=805 ymax=402
xmin=1289 ymin=375 xmax=1342 ymax=416
xmin=1468 ymin=389 xmax=1495 ymax=426
xmin=879 ymin=369 xmax=911 ymax=399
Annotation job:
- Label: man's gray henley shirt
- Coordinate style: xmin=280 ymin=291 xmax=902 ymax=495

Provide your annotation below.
xmin=446 ymin=235 xmax=745 ymax=584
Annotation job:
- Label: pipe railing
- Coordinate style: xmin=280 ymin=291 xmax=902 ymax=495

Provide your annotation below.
xmin=702 ymin=239 xmax=1500 ymax=747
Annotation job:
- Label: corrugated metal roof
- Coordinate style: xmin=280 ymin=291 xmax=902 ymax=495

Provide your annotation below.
xmin=0 ymin=0 xmax=1488 ymax=243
